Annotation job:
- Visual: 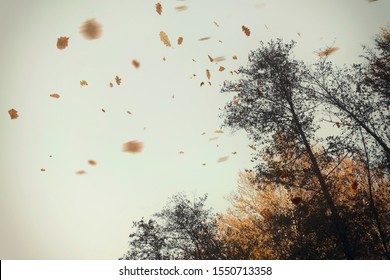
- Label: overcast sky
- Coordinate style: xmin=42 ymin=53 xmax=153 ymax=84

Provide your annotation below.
xmin=0 ymin=0 xmax=389 ymax=259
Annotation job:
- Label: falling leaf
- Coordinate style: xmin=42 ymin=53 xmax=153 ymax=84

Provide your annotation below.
xmin=242 ymin=25 xmax=251 ymax=36
xmin=80 ymin=18 xmax=103 ymax=40
xmin=319 ymin=47 xmax=339 ymax=57
xmin=218 ymin=40 xmax=223 ymax=43
xmin=122 ymin=140 xmax=144 ymax=153
xmin=213 ymin=56 xmax=225 ymax=62
xmin=50 ymin=93 xmax=60 ymax=99
xmin=192 ymin=58 xmax=197 ymax=62
xmin=178 ymin=151 xmax=184 ymax=154
xmin=249 ymin=144 xmax=256 ymax=151
xmin=132 ymin=60 xmax=140 ymax=68
xmin=214 ymin=129 xmax=224 ymax=133
xmin=162 ymin=57 xmax=166 ymax=61
xmin=177 ymin=36 xmax=183 ymax=45
xmin=217 ymin=156 xmax=229 ymax=163
xmin=233 ymin=98 xmax=240 ymax=105
xmin=115 ymin=75 xmax=122 ymax=85
xmin=127 ymin=111 xmax=132 ymax=115
xmin=40 ymin=168 xmax=46 ymax=172
xmin=291 ymin=197 xmax=302 ymax=205
xmin=214 ymin=21 xmax=220 ymax=27
xmin=88 ymin=160 xmax=97 ymax=166
xmin=175 ymin=5 xmax=188 ymax=11
xmin=232 ymin=151 xmax=237 ymax=155
xmin=344 ymin=122 xmax=351 ymax=126
xmin=200 ymin=82 xmax=204 ymax=87
xmin=351 ymin=180 xmax=358 ymax=190
xmin=201 ymin=132 xmax=206 ymax=135
xmin=264 ymin=24 xmax=269 ymax=30
xmin=198 ymin=37 xmax=211 ymax=41
xmin=209 ymin=137 xmax=219 ymax=141
xmin=76 ymin=170 xmax=86 ymax=175
xmin=8 ymin=109 xmax=18 ymax=119
xmin=297 ymin=32 xmax=302 ymax=37
xmin=155 ymin=2 xmax=162 ymax=15
xmin=219 ymin=66 xmax=225 ymax=71
xmin=202 ymin=163 xmax=206 ymax=166
xmin=109 ymin=82 xmax=113 ymax=87
xmin=367 ymin=0 xmax=379 ymax=2
xmin=80 ymin=80 xmax=88 ymax=86
xmin=102 ymin=109 xmax=106 ymax=112
xmin=159 ymin=31 xmax=171 ymax=47
xmin=56 ymin=36 xmax=69 ymax=50
xmin=335 ymin=122 xmax=340 ymax=128
xmin=208 ymin=55 xmax=214 ymax=62
xmin=206 ymin=69 xmax=211 ymax=80
xmin=232 ymin=55 xmax=238 ymax=60
xmin=208 ymin=81 xmax=212 ymax=86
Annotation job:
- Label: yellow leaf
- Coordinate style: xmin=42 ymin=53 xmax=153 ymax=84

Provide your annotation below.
xmin=319 ymin=47 xmax=339 ymax=57
xmin=122 ymin=140 xmax=144 ymax=153
xmin=132 ymin=60 xmax=140 ymax=68
xmin=206 ymin=69 xmax=211 ymax=80
xmin=155 ymin=2 xmax=162 ymax=15
xmin=80 ymin=18 xmax=103 ymax=40
xmin=177 ymin=36 xmax=183 ymax=45
xmin=50 ymin=93 xmax=60 ymax=99
xmin=80 ymin=80 xmax=88 ymax=86
xmin=175 ymin=5 xmax=188 ymax=11
xmin=8 ymin=109 xmax=18 ymax=119
xmin=56 ymin=36 xmax=69 ymax=50
xmin=214 ymin=129 xmax=224 ymax=133
xmin=115 ymin=75 xmax=121 ymax=85
xmin=159 ymin=31 xmax=171 ymax=47
xmin=242 ymin=25 xmax=251 ymax=36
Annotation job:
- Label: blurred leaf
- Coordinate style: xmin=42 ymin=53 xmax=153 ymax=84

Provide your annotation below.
xmin=115 ymin=75 xmax=122 ymax=85
xmin=80 ymin=80 xmax=88 ymax=86
xmin=88 ymin=160 xmax=97 ymax=166
xmin=177 ymin=37 xmax=183 ymax=45
xmin=217 ymin=156 xmax=229 ymax=163
xmin=198 ymin=37 xmax=211 ymax=41
xmin=219 ymin=66 xmax=225 ymax=71
xmin=206 ymin=69 xmax=211 ymax=80
xmin=76 ymin=170 xmax=86 ymax=175
xmin=122 ymin=140 xmax=144 ymax=153
xmin=319 ymin=47 xmax=339 ymax=57
xmin=80 ymin=18 xmax=103 ymax=40
xmin=50 ymin=93 xmax=60 ymax=99
xmin=155 ymin=2 xmax=162 ymax=15
xmin=175 ymin=5 xmax=188 ymax=11
xmin=8 ymin=109 xmax=18 ymax=119
xmin=132 ymin=60 xmax=140 ymax=68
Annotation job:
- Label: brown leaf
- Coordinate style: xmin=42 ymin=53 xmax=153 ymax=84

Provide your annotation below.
xmin=122 ymin=140 xmax=144 ymax=153
xmin=335 ymin=121 xmax=340 ymax=128
xmin=208 ymin=55 xmax=214 ymax=62
xmin=50 ymin=93 xmax=60 ymax=99
xmin=177 ymin=37 xmax=183 ymax=45
xmin=159 ymin=31 xmax=171 ymax=47
xmin=40 ymin=168 xmax=46 ymax=172
xmin=56 ymin=36 xmax=69 ymax=50
xmin=80 ymin=80 xmax=88 ymax=86
xmin=88 ymin=160 xmax=97 ymax=166
xmin=200 ymin=82 xmax=204 ymax=87
xmin=242 ymin=25 xmax=251 ymax=36
xmin=319 ymin=47 xmax=339 ymax=57
xmin=76 ymin=170 xmax=86 ymax=175
xmin=178 ymin=151 xmax=184 ymax=154
xmin=217 ymin=156 xmax=229 ymax=163
xmin=214 ymin=21 xmax=220 ymax=27
xmin=115 ymin=75 xmax=122 ymax=85
xmin=206 ymin=69 xmax=211 ymax=80
xmin=132 ymin=60 xmax=140 ymax=68
xmin=155 ymin=2 xmax=162 ymax=15
xmin=102 ymin=109 xmax=106 ymax=112
xmin=127 ymin=111 xmax=132 ymax=115
xmin=80 ymin=18 xmax=103 ymax=40
xmin=162 ymin=57 xmax=166 ymax=61
xmin=8 ymin=109 xmax=18 ymax=119
xmin=109 ymin=82 xmax=113 ymax=88
xmin=291 ymin=197 xmax=302 ymax=205
xmin=175 ymin=5 xmax=188 ymax=11
xmin=232 ymin=55 xmax=238 ymax=60
xmin=198 ymin=37 xmax=211 ymax=41
xmin=219 ymin=66 xmax=225 ymax=71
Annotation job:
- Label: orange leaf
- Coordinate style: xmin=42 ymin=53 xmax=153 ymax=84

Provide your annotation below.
xmin=175 ymin=5 xmax=188 ymax=11
xmin=242 ymin=25 xmax=251 ymax=36
xmin=88 ymin=160 xmax=97 ymax=166
xmin=219 ymin=66 xmax=225 ymax=71
xmin=159 ymin=31 xmax=171 ymax=47
xmin=80 ymin=18 xmax=103 ymax=40
xmin=217 ymin=156 xmax=229 ymax=163
xmin=177 ymin=36 xmax=183 ymax=45
xmin=132 ymin=60 xmax=140 ymax=68
xmin=206 ymin=69 xmax=211 ymax=80
xmin=50 ymin=93 xmax=60 ymax=99
xmin=76 ymin=170 xmax=86 ymax=175
xmin=56 ymin=36 xmax=69 ymax=50
xmin=319 ymin=47 xmax=339 ymax=57
xmin=122 ymin=140 xmax=144 ymax=153
xmin=155 ymin=2 xmax=162 ymax=15
xmin=115 ymin=75 xmax=122 ymax=85
xmin=8 ymin=109 xmax=18 ymax=119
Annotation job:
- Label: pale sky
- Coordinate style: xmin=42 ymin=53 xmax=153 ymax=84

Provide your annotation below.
xmin=0 ymin=0 xmax=389 ymax=259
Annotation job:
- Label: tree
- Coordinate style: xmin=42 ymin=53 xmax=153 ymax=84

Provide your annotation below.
xmin=120 ymin=193 xmax=226 ymax=260
xmin=220 ymin=39 xmax=355 ymax=258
